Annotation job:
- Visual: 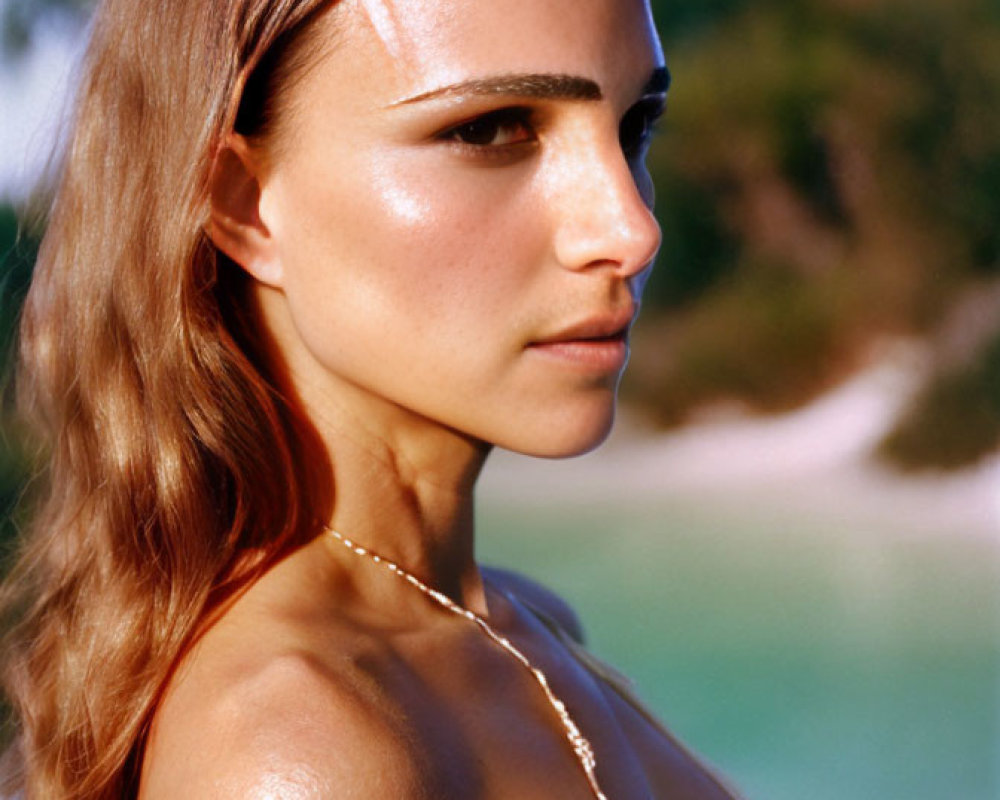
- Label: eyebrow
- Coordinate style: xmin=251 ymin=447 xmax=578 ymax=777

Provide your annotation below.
xmin=389 ymin=65 xmax=671 ymax=108
xmin=391 ymin=74 xmax=603 ymax=106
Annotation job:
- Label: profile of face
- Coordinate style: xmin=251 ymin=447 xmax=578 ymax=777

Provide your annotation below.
xmin=212 ymin=0 xmax=666 ymax=458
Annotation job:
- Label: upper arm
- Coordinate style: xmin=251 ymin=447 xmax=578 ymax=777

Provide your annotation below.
xmin=482 ymin=566 xmax=586 ymax=643
xmin=140 ymin=652 xmax=432 ymax=800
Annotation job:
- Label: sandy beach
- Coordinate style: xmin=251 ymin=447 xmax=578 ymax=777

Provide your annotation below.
xmin=479 ymin=358 xmax=1000 ymax=540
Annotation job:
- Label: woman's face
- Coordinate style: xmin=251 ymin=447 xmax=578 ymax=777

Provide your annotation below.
xmin=249 ymin=0 xmax=666 ymax=457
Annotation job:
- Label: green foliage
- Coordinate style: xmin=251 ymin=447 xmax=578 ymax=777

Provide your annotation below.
xmin=650 ymin=0 xmax=754 ymax=45
xmin=0 ymin=205 xmax=36 ymax=370
xmin=630 ymin=0 xmax=1000 ymax=466
xmin=879 ymin=333 xmax=1000 ymax=470
xmin=0 ymin=204 xmax=38 ymax=573
xmin=629 ymin=263 xmax=847 ymax=425
xmin=643 ymin=169 xmax=739 ymax=309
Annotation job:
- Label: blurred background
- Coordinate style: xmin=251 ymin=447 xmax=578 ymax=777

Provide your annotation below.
xmin=1 ymin=0 xmax=998 ymax=797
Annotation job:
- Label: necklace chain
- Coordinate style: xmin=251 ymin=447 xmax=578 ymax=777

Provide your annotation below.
xmin=323 ymin=525 xmax=608 ymax=800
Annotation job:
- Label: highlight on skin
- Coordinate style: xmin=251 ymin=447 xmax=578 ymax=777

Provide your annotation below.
xmin=355 ymin=0 xmax=404 ymax=60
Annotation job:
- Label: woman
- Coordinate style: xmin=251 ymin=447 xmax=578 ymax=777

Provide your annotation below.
xmin=1 ymin=0 xmax=740 ymax=797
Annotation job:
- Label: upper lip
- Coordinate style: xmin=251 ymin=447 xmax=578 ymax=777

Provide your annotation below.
xmin=530 ymin=306 xmax=638 ymax=345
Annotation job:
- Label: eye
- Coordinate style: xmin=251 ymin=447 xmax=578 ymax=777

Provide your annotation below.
xmin=441 ymin=107 xmax=536 ymax=149
xmin=619 ymin=97 xmax=665 ymax=161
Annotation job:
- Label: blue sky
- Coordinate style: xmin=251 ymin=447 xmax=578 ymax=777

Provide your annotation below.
xmin=0 ymin=16 xmax=83 ymax=201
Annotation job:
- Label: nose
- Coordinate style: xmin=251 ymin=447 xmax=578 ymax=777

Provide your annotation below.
xmin=551 ymin=140 xmax=662 ymax=278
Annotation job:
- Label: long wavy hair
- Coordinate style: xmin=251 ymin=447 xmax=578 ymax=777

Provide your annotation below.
xmin=0 ymin=0 xmax=335 ymax=796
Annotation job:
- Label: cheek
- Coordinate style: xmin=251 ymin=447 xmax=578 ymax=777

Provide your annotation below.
xmin=265 ymin=150 xmax=619 ymax=456
xmin=371 ymin=155 xmax=550 ymax=297
xmin=269 ymin=151 xmax=547 ymax=378
xmin=289 ymin=154 xmax=540 ymax=321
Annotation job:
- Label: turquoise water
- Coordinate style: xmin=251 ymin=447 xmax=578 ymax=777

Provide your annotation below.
xmin=477 ymin=500 xmax=1000 ymax=800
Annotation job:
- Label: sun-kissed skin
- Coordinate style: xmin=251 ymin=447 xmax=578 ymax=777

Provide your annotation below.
xmin=139 ymin=0 xmax=738 ymax=797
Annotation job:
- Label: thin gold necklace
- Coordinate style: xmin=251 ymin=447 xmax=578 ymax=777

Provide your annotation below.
xmin=323 ymin=525 xmax=609 ymax=800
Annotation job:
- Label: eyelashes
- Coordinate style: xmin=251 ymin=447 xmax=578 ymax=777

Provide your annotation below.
xmin=439 ymin=107 xmax=537 ymax=158
xmin=436 ymin=97 xmax=665 ymax=161
xmin=619 ymin=97 xmax=665 ymax=161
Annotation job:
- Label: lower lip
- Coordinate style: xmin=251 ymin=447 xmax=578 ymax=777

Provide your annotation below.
xmin=527 ymin=336 xmax=629 ymax=371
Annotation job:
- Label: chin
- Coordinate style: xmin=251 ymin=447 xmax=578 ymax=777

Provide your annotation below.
xmin=494 ymin=400 xmax=618 ymax=460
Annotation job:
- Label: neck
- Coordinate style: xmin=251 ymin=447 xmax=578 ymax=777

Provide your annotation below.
xmin=253 ymin=284 xmax=493 ymax=615
xmin=296 ymin=375 xmax=493 ymax=615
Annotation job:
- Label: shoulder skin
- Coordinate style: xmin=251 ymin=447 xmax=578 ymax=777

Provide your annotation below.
xmin=140 ymin=646 xmax=436 ymax=800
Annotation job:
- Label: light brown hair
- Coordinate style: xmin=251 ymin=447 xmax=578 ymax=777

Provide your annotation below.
xmin=0 ymin=0 xmax=335 ymax=796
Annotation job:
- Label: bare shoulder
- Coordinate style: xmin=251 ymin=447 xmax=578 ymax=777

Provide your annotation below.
xmin=140 ymin=632 xmax=432 ymax=799
xmin=481 ymin=565 xmax=585 ymax=643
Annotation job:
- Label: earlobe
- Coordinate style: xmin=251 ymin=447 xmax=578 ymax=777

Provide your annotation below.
xmin=207 ymin=136 xmax=283 ymax=287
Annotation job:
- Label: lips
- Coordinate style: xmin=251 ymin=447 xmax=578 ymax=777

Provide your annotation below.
xmin=526 ymin=307 xmax=636 ymax=371
xmin=529 ymin=306 xmax=636 ymax=346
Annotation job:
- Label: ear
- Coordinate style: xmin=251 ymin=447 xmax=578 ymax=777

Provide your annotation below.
xmin=207 ymin=135 xmax=283 ymax=287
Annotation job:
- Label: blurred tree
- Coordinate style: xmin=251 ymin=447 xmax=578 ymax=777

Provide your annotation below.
xmin=0 ymin=203 xmax=39 ymax=572
xmin=879 ymin=328 xmax=1000 ymax=469
xmin=630 ymin=0 xmax=1000 ymax=467
xmin=0 ymin=205 xmax=35 ymax=370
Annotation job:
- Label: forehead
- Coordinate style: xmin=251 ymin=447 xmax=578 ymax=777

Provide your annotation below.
xmin=326 ymin=0 xmax=663 ymax=101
